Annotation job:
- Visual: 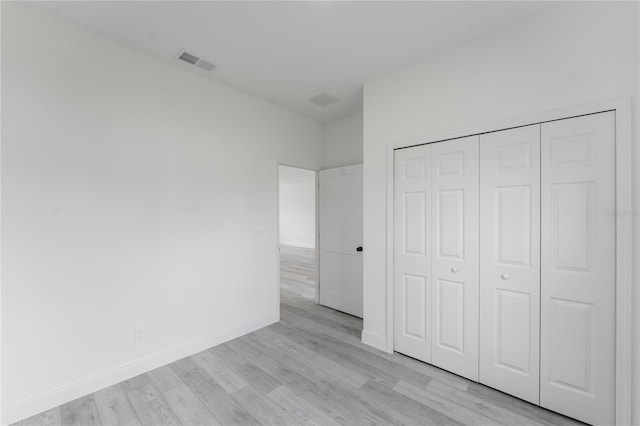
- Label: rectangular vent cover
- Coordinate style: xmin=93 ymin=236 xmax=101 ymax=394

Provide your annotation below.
xmin=195 ymin=59 xmax=216 ymax=72
xmin=178 ymin=51 xmax=199 ymax=64
xmin=176 ymin=49 xmax=216 ymax=72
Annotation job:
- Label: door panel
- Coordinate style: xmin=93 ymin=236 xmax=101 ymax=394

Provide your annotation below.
xmin=547 ymin=298 xmax=592 ymax=392
xmin=496 ymin=185 xmax=531 ymax=266
xmin=436 ymin=279 xmax=465 ymax=353
xmin=496 ymin=289 xmax=532 ymax=374
xmin=479 ymin=125 xmax=540 ymax=404
xmin=403 ymin=192 xmax=427 ymax=255
xmin=540 ymin=112 xmax=615 ymax=425
xmin=403 ymin=274 xmax=427 ymax=339
xmin=319 ymin=164 xmax=363 ymax=317
xmin=394 ymin=145 xmax=432 ymax=362
xmin=430 ymin=136 xmax=479 ymax=381
xmin=549 ymin=182 xmax=593 ymax=271
xmin=436 ymin=190 xmax=464 ymax=259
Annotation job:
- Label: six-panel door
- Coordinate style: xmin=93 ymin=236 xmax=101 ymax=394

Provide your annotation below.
xmin=430 ymin=136 xmax=479 ymax=381
xmin=479 ymin=125 xmax=541 ymax=404
xmin=393 ymin=145 xmax=432 ymax=362
xmin=540 ymin=112 xmax=616 ymax=425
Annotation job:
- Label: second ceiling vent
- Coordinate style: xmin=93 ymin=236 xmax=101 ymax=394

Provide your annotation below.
xmin=308 ymin=92 xmax=340 ymax=108
xmin=176 ymin=49 xmax=216 ymax=72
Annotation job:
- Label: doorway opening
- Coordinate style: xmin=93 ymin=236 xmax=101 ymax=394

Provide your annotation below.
xmin=278 ymin=165 xmax=318 ymax=309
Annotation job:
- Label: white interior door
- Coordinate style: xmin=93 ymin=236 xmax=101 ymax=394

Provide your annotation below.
xmin=319 ymin=164 xmax=363 ymax=318
xmin=479 ymin=125 xmax=541 ymax=404
xmin=430 ymin=136 xmax=479 ymax=381
xmin=540 ymin=112 xmax=616 ymax=425
xmin=393 ymin=145 xmax=432 ymax=363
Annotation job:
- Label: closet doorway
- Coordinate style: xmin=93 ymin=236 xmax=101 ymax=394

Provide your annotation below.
xmin=390 ymin=100 xmax=633 ymax=426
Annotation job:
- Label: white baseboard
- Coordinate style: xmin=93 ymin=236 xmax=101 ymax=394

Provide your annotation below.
xmin=361 ymin=329 xmax=390 ymax=353
xmin=0 ymin=313 xmax=278 ymax=426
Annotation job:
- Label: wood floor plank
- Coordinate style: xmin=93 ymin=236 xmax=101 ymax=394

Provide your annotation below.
xmin=59 ymin=395 xmax=102 ymax=426
xmin=360 ymin=379 xmax=463 ymax=426
xmin=192 ymin=349 xmax=248 ymax=394
xmin=256 ymin=327 xmax=369 ymax=388
xmin=266 ymin=385 xmax=342 ymax=426
xmin=93 ymin=383 xmax=142 ymax=426
xmin=245 ymin=331 xmax=373 ymax=391
xmin=283 ymin=295 xmax=363 ymax=330
xmin=231 ymin=386 xmax=302 ymax=426
xmin=426 ymin=379 xmax=546 ymax=425
xmin=125 ymin=383 xmax=180 ymax=426
xmin=19 ymin=407 xmax=60 ymax=426
xmin=121 ymin=373 xmax=153 ymax=393
xmin=393 ymin=380 xmax=497 ymax=426
xmin=170 ymin=357 xmax=259 ymax=426
xmin=465 ymin=382 xmax=584 ymax=426
xmin=148 ymin=365 xmax=185 ymax=393
xmin=162 ymin=384 xmax=219 ymax=426
xmin=279 ymin=305 xmax=364 ymax=349
xmin=207 ymin=344 xmax=282 ymax=395
xmin=281 ymin=302 xmax=362 ymax=339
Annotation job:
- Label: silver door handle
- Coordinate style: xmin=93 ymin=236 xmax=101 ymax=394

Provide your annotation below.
xmin=501 ymin=274 xmax=510 ymax=280
xmin=451 ymin=267 xmax=459 ymax=273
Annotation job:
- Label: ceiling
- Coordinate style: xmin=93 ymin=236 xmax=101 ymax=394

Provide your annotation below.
xmin=24 ymin=1 xmax=553 ymax=122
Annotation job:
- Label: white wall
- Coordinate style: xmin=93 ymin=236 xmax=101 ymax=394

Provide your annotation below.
xmin=361 ymin=2 xmax=639 ymax=423
xmin=322 ymin=112 xmax=363 ymax=169
xmin=279 ymin=166 xmax=316 ymax=249
xmin=0 ymin=4 xmax=322 ymax=424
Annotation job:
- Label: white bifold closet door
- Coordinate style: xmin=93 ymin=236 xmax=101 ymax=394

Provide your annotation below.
xmin=540 ymin=112 xmax=616 ymax=425
xmin=393 ymin=144 xmax=432 ymax=363
xmin=479 ymin=124 xmax=541 ymax=404
xmin=430 ymin=136 xmax=479 ymax=381
xmin=394 ymin=136 xmax=479 ymax=380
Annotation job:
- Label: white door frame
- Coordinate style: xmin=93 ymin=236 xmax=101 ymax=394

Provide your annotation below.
xmin=275 ymin=162 xmax=320 ymax=320
xmin=384 ymin=97 xmax=633 ymax=425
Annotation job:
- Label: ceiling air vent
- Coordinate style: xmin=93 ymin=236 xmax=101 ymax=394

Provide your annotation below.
xmin=176 ymin=49 xmax=216 ymax=72
xmin=195 ymin=59 xmax=216 ymax=72
xmin=308 ymin=92 xmax=340 ymax=108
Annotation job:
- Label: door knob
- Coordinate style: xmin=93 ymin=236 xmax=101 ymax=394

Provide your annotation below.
xmin=451 ymin=267 xmax=459 ymax=273
xmin=356 ymin=246 xmax=363 ymax=252
xmin=501 ymin=274 xmax=510 ymax=280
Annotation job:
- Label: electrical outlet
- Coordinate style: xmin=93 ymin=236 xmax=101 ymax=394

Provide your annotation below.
xmin=134 ymin=328 xmax=143 ymax=343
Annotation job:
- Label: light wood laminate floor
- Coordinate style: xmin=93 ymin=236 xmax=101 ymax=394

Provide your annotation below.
xmin=12 ymin=245 xmax=583 ymax=426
